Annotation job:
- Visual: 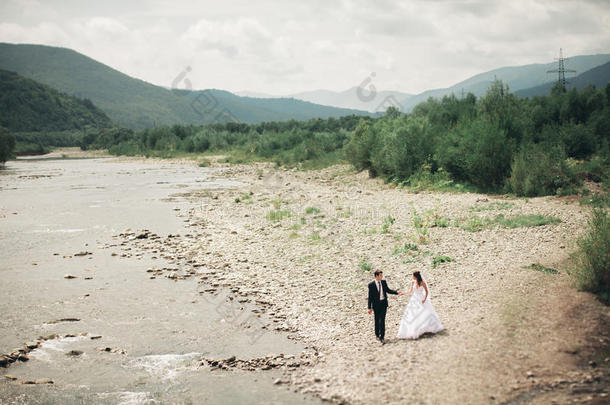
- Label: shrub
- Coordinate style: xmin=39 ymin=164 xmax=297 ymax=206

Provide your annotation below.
xmin=570 ymin=209 xmax=610 ymax=304
xmin=368 ymin=115 xmax=434 ymax=180
xmin=0 ymin=127 xmax=16 ymax=163
xmin=436 ymin=117 xmax=515 ymax=189
xmin=509 ymin=144 xmax=580 ymax=196
xmin=432 ymin=255 xmax=454 ymax=268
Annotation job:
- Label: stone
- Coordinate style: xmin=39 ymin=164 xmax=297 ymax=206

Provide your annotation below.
xmin=35 ymin=378 xmax=54 ymax=384
xmin=66 ymin=350 xmax=83 ymax=356
xmin=64 ymin=274 xmax=77 ymax=279
xmin=74 ymin=251 xmax=92 ymax=256
xmin=4 ymin=375 xmax=17 ymax=380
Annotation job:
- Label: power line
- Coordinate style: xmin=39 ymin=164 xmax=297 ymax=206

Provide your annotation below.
xmin=547 ymin=48 xmax=576 ymax=87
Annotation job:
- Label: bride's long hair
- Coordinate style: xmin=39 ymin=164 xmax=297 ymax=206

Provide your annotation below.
xmin=413 ymin=271 xmax=423 ymax=286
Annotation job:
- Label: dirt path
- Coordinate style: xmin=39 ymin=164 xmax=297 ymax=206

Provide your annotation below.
xmin=113 ymin=158 xmax=608 ymax=404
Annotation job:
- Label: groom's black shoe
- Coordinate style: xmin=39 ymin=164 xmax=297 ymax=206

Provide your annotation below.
xmin=380 ymin=338 xmax=385 ymax=345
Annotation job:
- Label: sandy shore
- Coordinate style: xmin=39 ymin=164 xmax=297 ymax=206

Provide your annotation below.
xmin=95 ymin=154 xmax=609 ymax=404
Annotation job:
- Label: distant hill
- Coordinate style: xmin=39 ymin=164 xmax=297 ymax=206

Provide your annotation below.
xmin=399 ymin=53 xmax=610 ymax=111
xmin=0 ymin=69 xmax=111 ymax=132
xmin=238 ymin=87 xmax=412 ymax=113
xmin=516 ymin=61 xmax=610 ymax=98
xmin=0 ymin=43 xmax=371 ymax=129
xmin=287 ymin=88 xmax=411 ymax=113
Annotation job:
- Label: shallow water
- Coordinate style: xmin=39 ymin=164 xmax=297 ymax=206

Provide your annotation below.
xmin=0 ymin=157 xmax=318 ymax=404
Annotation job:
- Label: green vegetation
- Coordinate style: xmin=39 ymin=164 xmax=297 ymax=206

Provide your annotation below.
xmin=346 ymin=80 xmax=610 ymax=196
xmin=392 ymin=242 xmax=419 ymax=255
xmin=79 ymin=115 xmax=365 ymax=168
xmin=7 ymin=44 xmax=607 ymax=199
xmin=0 ymin=126 xmax=15 ymax=163
xmin=522 ymin=263 xmax=559 ymax=274
xmin=381 ymin=215 xmax=395 ymax=233
xmin=459 ymin=214 xmax=561 ymax=232
xmin=432 ymin=255 xmax=454 ymax=268
xmin=491 ymin=214 xmax=561 ymax=228
xmin=570 ymin=209 xmax=610 ymax=304
xmin=266 ymin=210 xmax=290 ymax=222
xmin=359 ymin=260 xmax=372 ymax=272
xmin=0 ymin=69 xmax=111 ymax=133
xmin=305 ymin=206 xmax=320 ymax=214
xmin=0 ymin=43 xmax=370 ymax=129
xmin=234 ymin=193 xmax=252 ymax=203
xmin=198 ymin=158 xmax=211 ymax=167
xmin=310 ymin=232 xmax=321 ymax=241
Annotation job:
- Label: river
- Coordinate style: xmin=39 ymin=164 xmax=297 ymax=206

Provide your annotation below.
xmin=0 ymin=155 xmax=319 ymax=404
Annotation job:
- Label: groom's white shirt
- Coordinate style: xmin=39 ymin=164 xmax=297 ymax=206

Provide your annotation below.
xmin=377 ymin=280 xmax=385 ymax=300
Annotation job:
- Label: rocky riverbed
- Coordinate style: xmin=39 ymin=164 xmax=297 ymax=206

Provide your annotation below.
xmin=107 ymin=156 xmax=608 ymax=404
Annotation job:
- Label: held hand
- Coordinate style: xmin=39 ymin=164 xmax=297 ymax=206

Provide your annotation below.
xmin=368 ymin=309 xmax=372 ymax=315
xmin=398 ymin=291 xmax=404 ymax=296
xmin=421 ymin=299 xmax=425 ymax=304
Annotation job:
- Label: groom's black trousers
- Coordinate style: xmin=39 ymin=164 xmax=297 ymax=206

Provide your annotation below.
xmin=373 ymin=302 xmax=388 ymax=340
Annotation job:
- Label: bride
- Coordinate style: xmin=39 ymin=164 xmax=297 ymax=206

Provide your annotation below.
xmin=396 ymin=271 xmax=444 ymax=339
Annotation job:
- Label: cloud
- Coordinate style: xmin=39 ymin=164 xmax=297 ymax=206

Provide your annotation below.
xmin=0 ymin=0 xmax=608 ymax=94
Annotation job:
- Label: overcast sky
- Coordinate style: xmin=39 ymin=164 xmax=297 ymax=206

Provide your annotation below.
xmin=1 ymin=0 xmax=609 ymax=95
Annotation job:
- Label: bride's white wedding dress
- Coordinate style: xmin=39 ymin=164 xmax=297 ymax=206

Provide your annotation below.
xmin=396 ymin=281 xmax=444 ymax=339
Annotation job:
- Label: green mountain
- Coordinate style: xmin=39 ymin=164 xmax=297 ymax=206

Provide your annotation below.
xmin=516 ymin=61 xmax=610 ymax=98
xmin=0 ymin=43 xmax=371 ymax=129
xmin=239 ymin=88 xmax=412 ymax=113
xmin=0 ymin=69 xmax=111 ymax=132
xmin=399 ymin=53 xmax=610 ymax=111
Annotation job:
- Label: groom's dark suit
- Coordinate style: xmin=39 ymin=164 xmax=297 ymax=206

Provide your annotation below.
xmin=368 ymin=279 xmax=398 ymax=341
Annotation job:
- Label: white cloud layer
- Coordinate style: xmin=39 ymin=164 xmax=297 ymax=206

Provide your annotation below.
xmin=0 ymin=0 xmax=609 ymax=94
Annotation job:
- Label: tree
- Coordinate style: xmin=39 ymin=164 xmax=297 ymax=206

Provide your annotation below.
xmin=0 ymin=126 xmax=16 ymax=164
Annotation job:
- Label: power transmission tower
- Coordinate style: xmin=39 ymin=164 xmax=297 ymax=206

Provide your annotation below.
xmin=547 ymin=48 xmax=576 ymax=87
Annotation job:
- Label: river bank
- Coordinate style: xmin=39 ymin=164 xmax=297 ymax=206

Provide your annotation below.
xmin=1 ymin=149 xmax=608 ymax=404
xmin=113 ymin=153 xmax=609 ymax=404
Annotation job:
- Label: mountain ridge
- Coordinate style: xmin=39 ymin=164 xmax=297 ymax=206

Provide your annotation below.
xmin=0 ymin=68 xmax=112 ymax=132
xmin=0 ymin=43 xmax=372 ymax=129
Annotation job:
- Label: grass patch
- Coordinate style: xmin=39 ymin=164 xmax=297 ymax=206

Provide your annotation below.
xmin=381 ymin=215 xmax=395 ymax=234
xmin=459 ymin=214 xmax=561 ymax=231
xmin=392 ymin=243 xmax=419 ymax=255
xmin=580 ymin=193 xmax=610 ymax=209
xmin=198 ymin=158 xmax=211 ymax=167
xmin=432 ymin=255 xmax=454 ymax=268
xmin=359 ymin=260 xmax=372 ymax=271
xmin=398 ymin=167 xmax=479 ymax=193
xmin=266 ymin=210 xmax=291 ymax=222
xmin=305 ymin=206 xmax=320 ymax=214
xmin=569 ymin=209 xmax=610 ymax=304
xmin=494 ymin=214 xmax=561 ymax=228
xmin=412 ymin=209 xmax=429 ymax=244
xmin=522 ymin=263 xmax=559 ymax=274
xmin=310 ymin=232 xmax=321 ymax=241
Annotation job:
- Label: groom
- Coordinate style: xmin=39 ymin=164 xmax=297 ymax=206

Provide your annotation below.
xmin=368 ymin=270 xmax=403 ymax=344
